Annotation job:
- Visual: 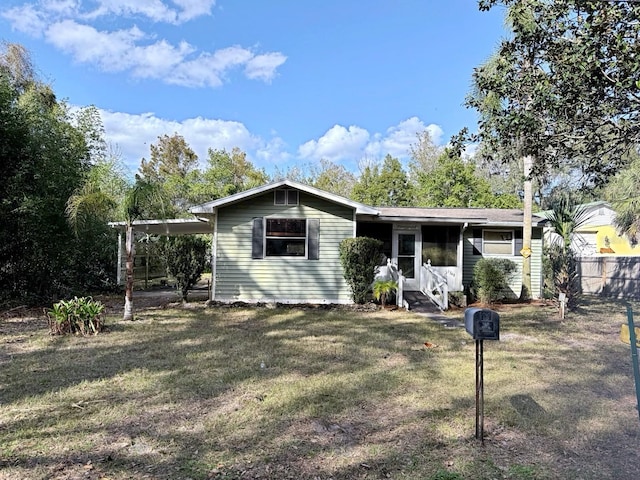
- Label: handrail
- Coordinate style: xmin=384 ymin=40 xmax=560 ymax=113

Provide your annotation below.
xmin=421 ymin=260 xmax=449 ymax=310
xmin=385 ymin=260 xmax=407 ymax=309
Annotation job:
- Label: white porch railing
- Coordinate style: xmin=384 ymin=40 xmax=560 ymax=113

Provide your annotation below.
xmin=375 ymin=260 xmax=407 ymax=309
xmin=421 ymin=260 xmax=449 ymax=311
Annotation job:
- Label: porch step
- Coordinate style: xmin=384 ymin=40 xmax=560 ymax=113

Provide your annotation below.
xmin=403 ymin=291 xmax=463 ymax=328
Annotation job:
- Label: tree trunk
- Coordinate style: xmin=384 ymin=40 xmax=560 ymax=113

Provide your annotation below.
xmin=123 ymin=223 xmax=135 ymax=321
xmin=520 ymin=155 xmax=533 ymax=301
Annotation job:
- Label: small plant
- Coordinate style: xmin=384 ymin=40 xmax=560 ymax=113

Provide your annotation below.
xmin=472 ymin=257 xmax=517 ymax=304
xmin=372 ymin=279 xmax=397 ymax=307
xmin=46 ymin=296 xmax=105 ymax=336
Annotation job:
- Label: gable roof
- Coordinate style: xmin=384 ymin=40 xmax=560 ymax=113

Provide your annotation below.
xmin=190 ymin=179 xmax=379 ymax=215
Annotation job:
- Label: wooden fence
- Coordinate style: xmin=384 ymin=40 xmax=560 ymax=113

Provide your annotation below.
xmin=578 ymin=256 xmax=640 ymax=300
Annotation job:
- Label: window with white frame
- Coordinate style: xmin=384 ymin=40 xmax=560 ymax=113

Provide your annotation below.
xmin=483 ymin=230 xmax=514 ymax=255
xmin=265 ymin=218 xmax=307 ymax=256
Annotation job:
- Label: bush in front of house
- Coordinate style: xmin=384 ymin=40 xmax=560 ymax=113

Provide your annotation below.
xmin=339 ymin=237 xmax=384 ymax=304
xmin=472 ymin=257 xmax=517 ymax=304
xmin=160 ymin=235 xmax=209 ymax=302
xmin=47 ymin=296 xmax=105 ymax=336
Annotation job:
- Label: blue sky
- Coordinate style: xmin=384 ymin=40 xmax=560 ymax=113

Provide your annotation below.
xmin=1 ymin=0 xmax=507 ymax=175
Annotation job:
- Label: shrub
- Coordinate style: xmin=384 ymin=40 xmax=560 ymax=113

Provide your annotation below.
xmin=472 ymin=258 xmax=517 ymax=304
xmin=372 ymin=279 xmax=398 ymax=307
xmin=46 ymin=296 xmax=105 ymax=336
xmin=339 ymin=237 xmax=383 ymax=304
xmin=160 ymin=235 xmax=209 ymax=302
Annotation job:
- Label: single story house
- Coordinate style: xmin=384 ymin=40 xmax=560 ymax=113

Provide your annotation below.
xmin=112 ymin=180 xmax=546 ymax=308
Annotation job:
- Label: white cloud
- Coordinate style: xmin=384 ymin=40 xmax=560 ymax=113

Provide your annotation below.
xmin=1 ymin=0 xmax=286 ymax=87
xmin=96 ymin=108 xmax=286 ymax=174
xmin=245 ymin=52 xmax=288 ymax=82
xmin=298 ymin=125 xmax=370 ymax=163
xmin=2 ymin=5 xmax=48 ymax=36
xmin=298 ymin=118 xmax=444 ymax=164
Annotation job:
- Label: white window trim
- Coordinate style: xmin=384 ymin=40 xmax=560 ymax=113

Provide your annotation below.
xmin=482 ymin=229 xmax=515 ymax=256
xmin=264 ymin=217 xmax=308 ymax=258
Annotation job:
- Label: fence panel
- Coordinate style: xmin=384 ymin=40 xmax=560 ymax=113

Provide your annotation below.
xmin=578 ymin=256 xmax=640 ymax=300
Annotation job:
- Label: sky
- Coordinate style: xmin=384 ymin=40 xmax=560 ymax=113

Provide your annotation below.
xmin=0 ymin=0 xmax=508 ymax=176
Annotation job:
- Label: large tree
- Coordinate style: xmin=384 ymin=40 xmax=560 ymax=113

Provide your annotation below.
xmin=352 ymin=154 xmax=414 ymax=207
xmin=0 ymin=43 xmax=99 ymax=305
xmin=467 ymin=0 xmax=640 ymax=299
xmin=139 ymin=133 xmax=200 ymax=215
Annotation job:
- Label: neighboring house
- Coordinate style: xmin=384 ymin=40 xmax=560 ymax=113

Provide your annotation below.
xmin=112 ymin=180 xmax=546 ymax=306
xmin=541 ymin=201 xmax=639 ymax=256
xmin=539 ymin=201 xmax=640 ymax=299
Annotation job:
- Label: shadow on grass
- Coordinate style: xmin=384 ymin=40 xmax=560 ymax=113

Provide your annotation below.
xmin=2 ymin=301 xmax=640 ymax=479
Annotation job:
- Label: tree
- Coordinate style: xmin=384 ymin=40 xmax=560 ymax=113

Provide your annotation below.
xmin=68 ymin=173 xmax=165 ymax=320
xmin=544 ymin=194 xmax=590 ymax=309
xmin=605 ymin=151 xmax=640 ymax=242
xmin=195 ymin=147 xmax=268 ymax=201
xmin=160 ymin=236 xmax=209 ymax=302
xmin=408 ymin=129 xmax=443 ymax=181
xmin=414 ymin=150 xmax=521 ymax=208
xmin=308 ymin=159 xmax=357 ymax=198
xmin=352 ymin=155 xmax=413 ymax=206
xmin=139 ymin=133 xmax=199 ymax=215
xmin=0 ymin=43 xmax=96 ymax=305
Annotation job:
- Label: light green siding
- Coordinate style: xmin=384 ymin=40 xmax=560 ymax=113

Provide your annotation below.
xmin=462 ymin=227 xmax=543 ymax=299
xmin=214 ymin=192 xmax=354 ymax=303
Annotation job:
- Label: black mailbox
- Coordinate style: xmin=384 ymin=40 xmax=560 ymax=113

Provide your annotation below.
xmin=465 ymin=308 xmax=500 ymax=340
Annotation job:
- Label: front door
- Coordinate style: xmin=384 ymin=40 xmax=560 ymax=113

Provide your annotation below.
xmin=393 ymin=229 xmax=421 ymax=291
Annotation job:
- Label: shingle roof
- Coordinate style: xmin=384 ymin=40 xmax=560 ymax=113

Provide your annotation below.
xmin=372 ymin=207 xmax=546 ymax=226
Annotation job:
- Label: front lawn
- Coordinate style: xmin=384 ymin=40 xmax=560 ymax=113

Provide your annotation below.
xmin=1 ymin=298 xmax=639 ymax=479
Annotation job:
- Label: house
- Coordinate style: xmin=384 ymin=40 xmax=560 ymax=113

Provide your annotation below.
xmin=542 ymin=201 xmax=639 ymax=256
xmin=113 ymin=180 xmax=547 ymax=307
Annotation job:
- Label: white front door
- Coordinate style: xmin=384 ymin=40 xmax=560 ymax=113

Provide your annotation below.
xmin=393 ymin=229 xmax=421 ymax=291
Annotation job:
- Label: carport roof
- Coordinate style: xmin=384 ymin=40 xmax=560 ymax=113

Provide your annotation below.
xmin=108 ymin=218 xmax=213 ymax=235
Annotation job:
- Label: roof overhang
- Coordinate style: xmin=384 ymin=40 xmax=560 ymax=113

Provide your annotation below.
xmin=108 ymin=218 xmax=213 ymax=235
xmin=190 ymin=179 xmax=379 ymax=216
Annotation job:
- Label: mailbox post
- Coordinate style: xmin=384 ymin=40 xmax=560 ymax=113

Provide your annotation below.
xmin=464 ymin=308 xmax=500 ymax=444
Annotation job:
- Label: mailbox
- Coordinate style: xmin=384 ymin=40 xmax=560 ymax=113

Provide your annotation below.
xmin=465 ymin=308 xmax=500 ymax=340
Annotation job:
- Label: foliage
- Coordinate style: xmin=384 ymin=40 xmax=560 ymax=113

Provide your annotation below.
xmin=160 ymin=235 xmax=209 ymax=302
xmin=415 ymin=150 xmax=521 ymax=208
xmin=605 ymin=151 xmax=640 ymax=243
xmin=473 ymin=0 xmax=640 ymax=187
xmin=408 ymin=129 xmax=443 ymax=180
xmin=372 ymin=279 xmax=397 ymax=308
xmin=339 ymin=237 xmax=383 ymax=304
xmin=472 ymin=258 xmax=517 ymax=304
xmin=542 ymin=194 xmax=590 ymax=309
xmin=139 ymin=133 xmax=200 ymax=215
xmin=0 ymin=42 xmax=112 ymax=306
xmin=271 ymin=159 xmax=357 ymax=198
xmin=193 ymin=147 xmax=268 ymax=202
xmin=46 ymin=296 xmax=105 ymax=336
xmin=352 ymin=154 xmax=413 ymax=206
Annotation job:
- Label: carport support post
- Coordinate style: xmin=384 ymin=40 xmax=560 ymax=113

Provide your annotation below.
xmin=626 ymin=305 xmax=640 ymax=424
xmin=476 ymin=339 xmax=484 ymax=444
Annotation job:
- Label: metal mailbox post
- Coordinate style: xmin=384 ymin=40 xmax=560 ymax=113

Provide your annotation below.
xmin=464 ymin=308 xmax=500 ymax=444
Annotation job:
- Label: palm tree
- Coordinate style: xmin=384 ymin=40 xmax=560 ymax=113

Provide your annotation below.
xmin=67 ymin=164 xmax=164 ymax=320
xmin=544 ymin=194 xmax=591 ymax=309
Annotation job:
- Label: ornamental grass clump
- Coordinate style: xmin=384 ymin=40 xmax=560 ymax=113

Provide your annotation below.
xmin=46 ymin=296 xmax=105 ymax=336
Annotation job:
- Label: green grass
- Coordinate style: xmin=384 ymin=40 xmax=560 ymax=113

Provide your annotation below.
xmin=1 ymin=298 xmax=639 ymax=479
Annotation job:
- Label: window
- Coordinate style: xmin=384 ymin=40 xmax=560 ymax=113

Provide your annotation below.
xmin=274 ymin=189 xmax=299 ymax=205
xmin=266 ymin=219 xmax=307 ymax=256
xmin=483 ymin=230 xmax=514 ymax=255
xmin=422 ymin=226 xmax=458 ymax=266
xmin=252 ymin=217 xmax=319 ymax=260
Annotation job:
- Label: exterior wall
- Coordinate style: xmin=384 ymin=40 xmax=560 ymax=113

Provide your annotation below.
xmin=214 ymin=191 xmax=354 ymax=303
xmin=462 ymin=227 xmax=543 ymax=299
